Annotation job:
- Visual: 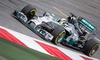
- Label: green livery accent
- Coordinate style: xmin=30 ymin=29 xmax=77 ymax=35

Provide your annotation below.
xmin=68 ymin=38 xmax=77 ymax=45
xmin=79 ymin=19 xmax=95 ymax=31
xmin=0 ymin=38 xmax=61 ymax=60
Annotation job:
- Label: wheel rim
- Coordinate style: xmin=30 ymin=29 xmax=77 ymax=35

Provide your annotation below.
xmin=58 ymin=33 xmax=65 ymax=43
xmin=89 ymin=44 xmax=99 ymax=56
xmin=56 ymin=31 xmax=66 ymax=43
xmin=30 ymin=9 xmax=36 ymax=15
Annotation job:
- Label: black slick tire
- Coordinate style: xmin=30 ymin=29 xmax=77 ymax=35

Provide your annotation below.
xmin=21 ymin=4 xmax=37 ymax=20
xmin=51 ymin=26 xmax=66 ymax=45
xmin=83 ymin=39 xmax=99 ymax=56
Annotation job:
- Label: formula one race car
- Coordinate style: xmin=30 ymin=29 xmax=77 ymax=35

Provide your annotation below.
xmin=13 ymin=4 xmax=66 ymax=45
xmin=13 ymin=4 xmax=99 ymax=56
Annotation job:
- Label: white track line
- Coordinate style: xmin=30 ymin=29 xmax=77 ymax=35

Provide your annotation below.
xmin=52 ymin=6 xmax=68 ymax=17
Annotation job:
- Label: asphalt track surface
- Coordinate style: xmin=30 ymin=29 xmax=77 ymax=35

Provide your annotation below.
xmin=0 ymin=0 xmax=100 ymax=59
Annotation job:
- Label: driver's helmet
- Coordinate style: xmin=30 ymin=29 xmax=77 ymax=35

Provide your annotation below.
xmin=58 ymin=18 xmax=66 ymax=25
xmin=68 ymin=16 xmax=77 ymax=24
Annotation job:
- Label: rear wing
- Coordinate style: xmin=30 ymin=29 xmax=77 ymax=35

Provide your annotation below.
xmin=78 ymin=17 xmax=96 ymax=31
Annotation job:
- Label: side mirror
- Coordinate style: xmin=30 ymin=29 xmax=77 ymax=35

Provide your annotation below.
xmin=43 ymin=11 xmax=50 ymax=16
xmin=43 ymin=11 xmax=46 ymax=16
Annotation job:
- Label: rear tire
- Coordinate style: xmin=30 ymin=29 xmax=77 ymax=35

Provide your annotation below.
xmin=21 ymin=4 xmax=37 ymax=20
xmin=83 ymin=39 xmax=99 ymax=56
xmin=51 ymin=26 xmax=66 ymax=45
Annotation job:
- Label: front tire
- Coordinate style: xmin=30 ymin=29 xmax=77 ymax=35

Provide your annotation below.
xmin=83 ymin=39 xmax=99 ymax=56
xmin=51 ymin=26 xmax=66 ymax=45
xmin=21 ymin=4 xmax=37 ymax=20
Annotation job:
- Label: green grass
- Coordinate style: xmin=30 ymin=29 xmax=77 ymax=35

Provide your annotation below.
xmin=0 ymin=38 xmax=61 ymax=60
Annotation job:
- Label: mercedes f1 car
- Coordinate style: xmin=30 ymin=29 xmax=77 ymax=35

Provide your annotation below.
xmin=13 ymin=4 xmax=99 ymax=56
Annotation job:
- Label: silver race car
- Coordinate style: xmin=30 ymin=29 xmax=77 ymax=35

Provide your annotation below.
xmin=13 ymin=4 xmax=99 ymax=56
